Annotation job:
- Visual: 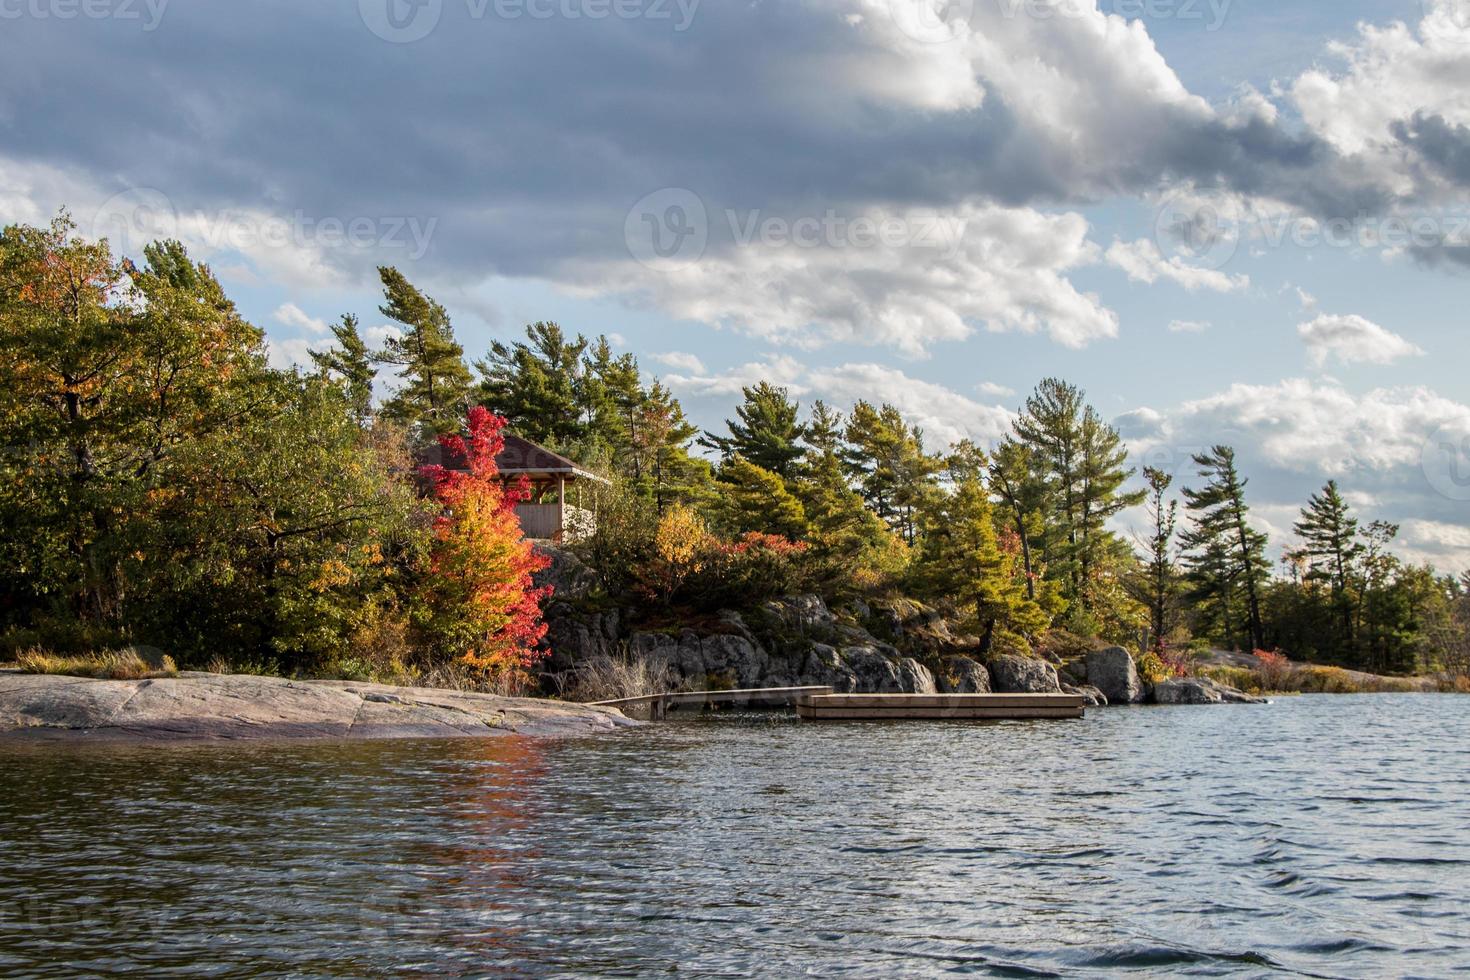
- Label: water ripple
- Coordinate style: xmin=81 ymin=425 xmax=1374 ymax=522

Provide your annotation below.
xmin=2 ymin=693 xmax=1469 ymax=976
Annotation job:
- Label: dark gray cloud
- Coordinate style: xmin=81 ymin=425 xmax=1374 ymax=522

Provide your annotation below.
xmin=0 ymin=0 xmax=1441 ymax=287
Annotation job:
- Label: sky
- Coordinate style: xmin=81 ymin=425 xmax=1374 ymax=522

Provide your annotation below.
xmin=2 ymin=0 xmax=1469 ymax=571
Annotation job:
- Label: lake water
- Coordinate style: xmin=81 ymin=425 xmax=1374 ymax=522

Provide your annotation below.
xmin=2 ymin=694 xmax=1468 ymax=977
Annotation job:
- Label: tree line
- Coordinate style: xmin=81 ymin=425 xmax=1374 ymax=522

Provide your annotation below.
xmin=2 ymin=215 xmax=1466 ymax=684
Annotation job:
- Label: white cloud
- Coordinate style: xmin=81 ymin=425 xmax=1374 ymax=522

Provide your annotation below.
xmin=806 ymin=363 xmax=1015 ymax=448
xmin=1298 ymin=314 xmax=1425 ymax=367
xmin=273 ymin=302 xmax=330 ymax=335
xmin=1106 ymin=238 xmax=1249 ymax=293
xmin=1168 ymin=319 xmax=1210 ymax=334
xmin=1122 ymin=378 xmax=1470 ymax=572
xmin=579 ymin=203 xmax=1118 ymax=356
xmin=652 ymin=351 xmax=707 ymax=375
xmin=663 ymin=355 xmax=1013 ymax=449
xmin=1290 ymin=4 xmax=1470 ymax=174
xmin=265 ymin=336 xmax=325 ymax=371
xmin=977 ymin=381 xmax=1015 ymax=398
xmin=662 ymin=355 xmax=808 ymax=398
xmin=1143 ymin=377 xmax=1470 ymax=474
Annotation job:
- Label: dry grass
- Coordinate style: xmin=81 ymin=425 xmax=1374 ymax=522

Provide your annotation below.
xmin=558 ymin=650 xmax=677 ymax=704
xmin=16 ymin=648 xmax=178 ymax=680
xmin=1199 ymin=662 xmax=1424 ymax=695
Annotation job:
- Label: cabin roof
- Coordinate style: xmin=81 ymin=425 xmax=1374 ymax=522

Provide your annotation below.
xmin=420 ymin=432 xmax=609 ymax=484
xmin=496 ymin=434 xmax=607 ymax=482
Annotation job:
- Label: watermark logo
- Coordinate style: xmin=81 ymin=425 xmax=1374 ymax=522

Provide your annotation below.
xmin=359 ymin=0 xmax=442 ymax=42
xmin=625 ymin=188 xmax=708 ymax=270
xmin=92 ymin=187 xmax=179 ymax=251
xmin=889 ymin=0 xmax=974 ymax=43
xmin=1153 ymin=195 xmax=1240 ymax=271
xmin=0 ymin=0 xmax=170 ymax=30
xmin=91 ymin=188 xmax=439 ymax=261
xmin=361 ymin=0 xmax=700 ymax=42
xmin=1423 ymin=424 xmax=1470 ymax=502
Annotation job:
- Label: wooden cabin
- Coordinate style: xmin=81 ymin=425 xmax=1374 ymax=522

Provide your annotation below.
xmin=420 ymin=433 xmax=609 ymax=541
xmin=494 ymin=434 xmax=608 ymax=540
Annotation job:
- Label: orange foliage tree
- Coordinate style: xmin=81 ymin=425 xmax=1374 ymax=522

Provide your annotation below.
xmin=418 ymin=407 xmax=552 ymax=682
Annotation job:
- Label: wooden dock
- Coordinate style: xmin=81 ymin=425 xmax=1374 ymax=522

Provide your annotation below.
xmin=592 ymin=686 xmax=835 ymax=720
xmin=796 ymin=692 xmax=1085 ymax=721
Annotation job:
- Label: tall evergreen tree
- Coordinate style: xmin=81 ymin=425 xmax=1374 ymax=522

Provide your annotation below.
xmin=1292 ymin=479 xmax=1363 ymax=651
xmin=474 ymin=322 xmax=589 ymax=450
xmin=989 ymin=438 xmax=1049 ymax=602
xmin=700 ymin=382 xmax=807 ymax=478
xmin=843 ymin=401 xmax=943 ymax=546
xmin=309 ymin=314 xmax=377 ymax=425
xmin=1182 ymin=445 xmax=1270 ymax=650
xmin=1136 ymin=467 xmax=1179 ymax=653
xmin=372 ymin=267 xmax=472 ymax=433
xmin=629 ymin=380 xmax=706 ymax=513
xmin=711 ymin=457 xmax=808 ymax=540
xmin=1012 ymin=378 xmax=1142 ymax=614
xmin=915 ymin=474 xmax=1049 ymax=655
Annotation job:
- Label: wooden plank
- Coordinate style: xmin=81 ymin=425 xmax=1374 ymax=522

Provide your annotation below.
xmin=797 ymin=694 xmax=1084 ymax=709
xmin=797 ymin=706 xmax=1083 ymax=720
xmin=589 ymin=686 xmax=834 ymax=708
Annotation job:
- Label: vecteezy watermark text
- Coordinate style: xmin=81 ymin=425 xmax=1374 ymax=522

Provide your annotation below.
xmin=93 ymin=189 xmax=439 ymax=261
xmin=623 ymin=188 xmax=968 ymax=270
xmin=887 ymin=0 xmax=1231 ymax=44
xmin=1154 ymin=195 xmax=1470 ymax=271
xmin=359 ymin=0 xmax=699 ymax=43
xmin=0 ymin=0 xmax=168 ymax=29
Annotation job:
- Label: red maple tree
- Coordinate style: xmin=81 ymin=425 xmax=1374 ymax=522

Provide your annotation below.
xmin=419 ymin=407 xmax=552 ymax=680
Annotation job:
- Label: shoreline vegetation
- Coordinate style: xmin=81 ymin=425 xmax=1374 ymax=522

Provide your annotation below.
xmin=1 ymin=214 xmax=1467 ymax=707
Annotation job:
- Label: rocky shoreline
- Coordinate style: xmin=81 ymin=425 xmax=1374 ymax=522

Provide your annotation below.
xmin=542 ymin=548 xmax=1265 ymax=708
xmin=0 ymin=672 xmax=638 ymax=742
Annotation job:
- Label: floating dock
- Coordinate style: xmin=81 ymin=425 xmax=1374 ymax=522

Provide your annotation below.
xmin=795 ymin=693 xmax=1085 ymax=721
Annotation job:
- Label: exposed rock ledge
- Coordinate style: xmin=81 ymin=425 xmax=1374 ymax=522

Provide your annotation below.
xmin=0 ymin=672 xmax=638 ymax=742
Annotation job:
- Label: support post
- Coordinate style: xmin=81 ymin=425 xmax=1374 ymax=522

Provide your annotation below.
xmin=557 ymin=474 xmax=566 ymax=539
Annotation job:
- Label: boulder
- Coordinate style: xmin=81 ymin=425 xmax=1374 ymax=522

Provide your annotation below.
xmin=1152 ymin=677 xmax=1266 ymax=705
xmin=763 ymin=595 xmax=837 ymax=633
xmin=899 ymin=658 xmax=938 ymax=695
xmin=988 ymin=655 xmax=1062 ymax=694
xmin=1063 ymin=683 xmax=1109 ymax=707
xmin=1071 ymin=684 xmax=1109 ymax=706
xmin=938 ymin=656 xmax=992 ymax=694
xmin=1084 ymin=646 xmax=1145 ymax=705
xmin=0 ymin=673 xmax=637 ymax=741
xmin=532 ymin=544 xmax=599 ymax=600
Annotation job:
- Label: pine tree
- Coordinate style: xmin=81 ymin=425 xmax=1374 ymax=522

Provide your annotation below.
xmin=711 ymin=456 xmax=808 ymax=540
xmin=1292 ymin=479 xmax=1363 ymax=651
xmin=474 ymin=322 xmax=588 ymax=450
xmin=988 ymin=438 xmax=1049 ymax=602
xmin=843 ymin=402 xmax=943 ymax=545
xmin=630 ymin=381 xmax=707 ymax=513
xmin=700 ymin=382 xmax=807 ymax=478
xmin=1182 ymin=445 xmax=1269 ymax=650
xmin=916 ymin=474 xmax=1049 ymax=655
xmin=1136 ymin=466 xmax=1179 ymax=653
xmin=309 ymin=314 xmax=376 ymax=425
xmin=372 ymin=267 xmax=473 ymax=433
xmin=1012 ymin=378 xmax=1142 ymax=614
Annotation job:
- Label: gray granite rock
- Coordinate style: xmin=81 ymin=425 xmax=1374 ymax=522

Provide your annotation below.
xmin=1152 ymin=677 xmax=1266 ymax=705
xmin=1062 ymin=683 xmax=1109 ymax=707
xmin=988 ymin=655 xmax=1062 ymax=694
xmin=938 ymin=656 xmax=992 ymax=694
xmin=0 ymin=673 xmax=637 ymax=741
xmin=1085 ymin=646 xmax=1145 ymax=705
